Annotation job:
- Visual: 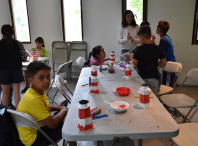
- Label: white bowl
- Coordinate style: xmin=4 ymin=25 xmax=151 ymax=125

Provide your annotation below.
xmin=110 ymin=101 xmax=129 ymax=112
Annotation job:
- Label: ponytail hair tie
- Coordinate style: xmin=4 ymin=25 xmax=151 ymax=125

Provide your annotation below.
xmin=6 ymin=32 xmax=9 ymax=34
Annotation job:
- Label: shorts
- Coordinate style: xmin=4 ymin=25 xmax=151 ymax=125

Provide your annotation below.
xmin=0 ymin=69 xmax=24 ymax=85
xmin=31 ymin=121 xmax=63 ymax=146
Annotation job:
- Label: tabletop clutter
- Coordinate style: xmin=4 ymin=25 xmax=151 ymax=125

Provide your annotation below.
xmin=79 ymin=52 xmax=151 ymax=131
xmin=31 ymin=48 xmax=38 ymax=61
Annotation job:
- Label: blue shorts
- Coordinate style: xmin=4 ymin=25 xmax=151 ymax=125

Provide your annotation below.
xmin=0 ymin=69 xmax=24 ymax=85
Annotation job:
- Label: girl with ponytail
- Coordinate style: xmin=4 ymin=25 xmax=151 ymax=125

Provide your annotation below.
xmin=84 ymin=45 xmax=110 ymax=67
xmin=0 ymin=24 xmax=27 ymax=108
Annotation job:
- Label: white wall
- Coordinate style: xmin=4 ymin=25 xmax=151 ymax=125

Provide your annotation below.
xmin=0 ymin=0 xmax=197 ymax=85
xmin=82 ymin=0 xmax=122 ymax=56
xmin=148 ymin=0 xmax=198 ymax=85
xmin=0 ymin=0 xmax=12 ymax=30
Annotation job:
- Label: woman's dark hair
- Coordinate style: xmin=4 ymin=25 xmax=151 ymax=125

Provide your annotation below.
xmin=1 ymin=24 xmax=15 ymax=52
xmin=84 ymin=45 xmax=102 ymax=65
xmin=35 ymin=37 xmax=45 ymax=47
xmin=122 ymin=10 xmax=137 ymax=27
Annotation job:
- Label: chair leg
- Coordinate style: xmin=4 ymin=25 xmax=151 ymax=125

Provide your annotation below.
xmin=64 ymin=84 xmax=73 ymax=96
xmin=46 ymin=80 xmax=55 ymax=96
xmin=62 ymin=140 xmax=68 ymax=146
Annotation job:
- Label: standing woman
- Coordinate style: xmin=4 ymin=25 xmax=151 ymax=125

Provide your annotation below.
xmin=0 ymin=24 xmax=27 ymax=108
xmin=118 ymin=10 xmax=140 ymax=54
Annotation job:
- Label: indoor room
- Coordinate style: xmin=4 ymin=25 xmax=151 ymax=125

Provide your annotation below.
xmin=0 ymin=0 xmax=198 ymax=146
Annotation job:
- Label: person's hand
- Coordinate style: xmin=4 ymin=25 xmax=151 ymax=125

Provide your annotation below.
xmin=26 ymin=52 xmax=30 ymax=56
xmin=127 ymin=32 xmax=132 ymax=40
xmin=151 ymin=40 xmax=156 ymax=45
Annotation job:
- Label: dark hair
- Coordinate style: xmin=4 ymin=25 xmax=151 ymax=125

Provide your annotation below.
xmin=35 ymin=37 xmax=45 ymax=47
xmin=1 ymin=24 xmax=15 ymax=52
xmin=140 ymin=21 xmax=150 ymax=26
xmin=157 ymin=20 xmax=170 ymax=34
xmin=137 ymin=25 xmax=151 ymax=39
xmin=122 ymin=10 xmax=137 ymax=27
xmin=84 ymin=45 xmax=102 ymax=65
xmin=27 ymin=61 xmax=51 ymax=78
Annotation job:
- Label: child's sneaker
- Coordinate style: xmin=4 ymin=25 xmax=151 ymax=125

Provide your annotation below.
xmin=8 ymin=103 xmax=16 ymax=110
xmin=60 ymin=100 xmax=68 ymax=107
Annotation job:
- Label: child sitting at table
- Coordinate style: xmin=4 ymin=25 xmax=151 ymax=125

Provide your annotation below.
xmin=84 ymin=45 xmax=110 ymax=67
xmin=156 ymin=20 xmax=177 ymax=87
xmin=21 ymin=37 xmax=49 ymax=94
xmin=16 ymin=61 xmax=77 ymax=146
xmin=132 ymin=25 xmax=166 ymax=97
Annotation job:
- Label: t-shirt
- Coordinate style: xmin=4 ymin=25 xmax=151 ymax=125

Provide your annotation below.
xmin=88 ymin=57 xmax=107 ymax=67
xmin=16 ymin=88 xmax=51 ymax=146
xmin=0 ymin=39 xmax=27 ymax=69
xmin=118 ymin=25 xmax=140 ymax=50
xmin=159 ymin=35 xmax=176 ymax=62
xmin=33 ymin=47 xmax=49 ymax=57
xmin=133 ymin=44 xmax=165 ymax=79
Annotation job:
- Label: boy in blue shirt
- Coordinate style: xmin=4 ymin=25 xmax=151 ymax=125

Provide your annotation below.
xmin=156 ymin=20 xmax=176 ymax=87
xmin=132 ymin=25 xmax=166 ymax=97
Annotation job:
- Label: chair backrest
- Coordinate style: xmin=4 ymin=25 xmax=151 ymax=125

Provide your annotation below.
xmin=7 ymin=109 xmax=57 ymax=145
xmin=162 ymin=61 xmax=182 ymax=90
xmin=69 ymin=41 xmax=87 ymax=66
xmin=162 ymin=61 xmax=182 ymax=73
xmin=186 ymin=68 xmax=198 ymax=83
xmin=76 ymin=56 xmax=86 ymax=68
xmin=7 ymin=109 xmax=39 ymax=128
xmin=55 ymin=75 xmax=71 ymax=103
xmin=176 ymin=68 xmax=198 ymax=93
xmin=57 ymin=60 xmax=73 ymax=74
xmin=52 ymin=41 xmax=69 ymax=64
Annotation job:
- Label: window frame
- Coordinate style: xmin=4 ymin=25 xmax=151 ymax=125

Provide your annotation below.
xmin=192 ymin=0 xmax=198 ymax=45
xmin=60 ymin=0 xmax=84 ymax=42
xmin=122 ymin=0 xmax=148 ymax=23
xmin=8 ymin=0 xmax=31 ymax=44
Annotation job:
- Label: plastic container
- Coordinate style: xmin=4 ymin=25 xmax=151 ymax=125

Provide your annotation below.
xmin=110 ymin=101 xmax=129 ymax=112
xmin=116 ymin=87 xmax=131 ymax=95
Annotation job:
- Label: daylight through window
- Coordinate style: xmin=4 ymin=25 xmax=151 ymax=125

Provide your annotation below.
xmin=62 ymin=0 xmax=82 ymax=42
xmin=9 ymin=0 xmax=31 ymax=43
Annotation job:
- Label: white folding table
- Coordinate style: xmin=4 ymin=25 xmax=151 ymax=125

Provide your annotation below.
xmin=22 ymin=57 xmax=49 ymax=67
xmin=62 ymin=64 xmax=179 ymax=146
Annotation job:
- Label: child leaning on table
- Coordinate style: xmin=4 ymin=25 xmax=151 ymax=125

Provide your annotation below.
xmin=132 ymin=25 xmax=166 ymax=98
xmin=84 ymin=45 xmax=110 ymax=67
xmin=16 ymin=61 xmax=77 ymax=146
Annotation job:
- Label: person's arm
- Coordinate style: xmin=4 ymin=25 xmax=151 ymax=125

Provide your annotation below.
xmin=41 ymin=108 xmax=68 ymax=129
xmin=16 ymin=40 xmax=27 ymax=62
xmin=118 ymin=26 xmax=128 ymax=44
xmin=158 ymin=46 xmax=166 ymax=67
xmin=158 ymin=58 xmax=166 ymax=67
xmin=50 ymin=105 xmax=68 ymax=111
xmin=132 ymin=25 xmax=140 ymax=43
xmin=132 ymin=58 xmax=138 ymax=67
xmin=159 ymin=37 xmax=168 ymax=55
xmin=43 ymin=48 xmax=49 ymax=57
xmin=104 ymin=58 xmax=110 ymax=61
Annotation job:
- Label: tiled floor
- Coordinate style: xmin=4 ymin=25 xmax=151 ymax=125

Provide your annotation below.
xmin=5 ymin=79 xmax=198 ymax=146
